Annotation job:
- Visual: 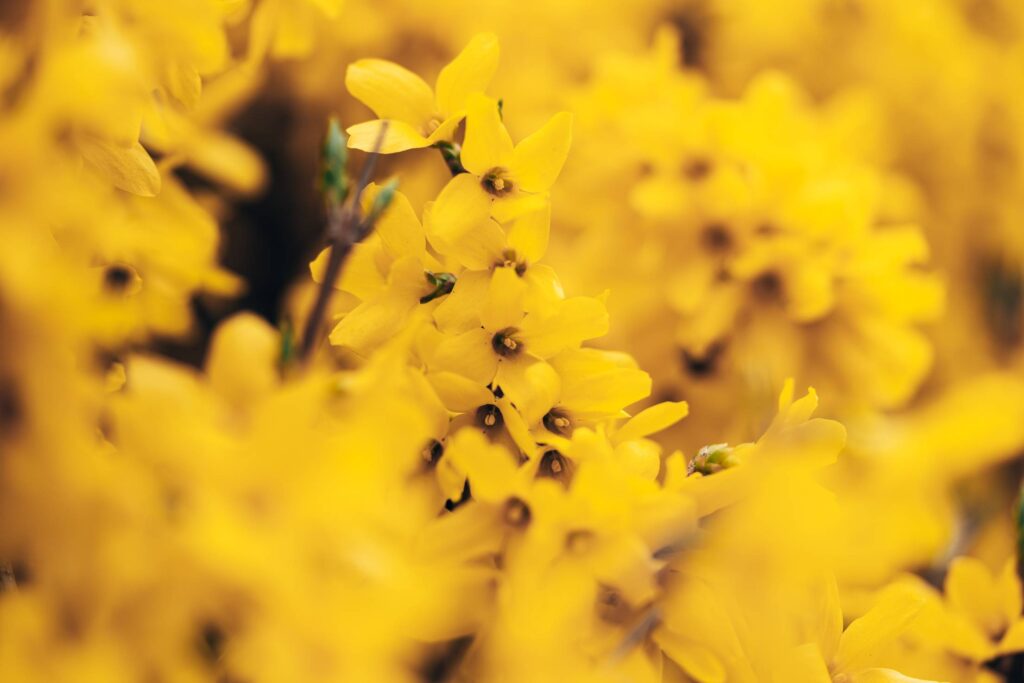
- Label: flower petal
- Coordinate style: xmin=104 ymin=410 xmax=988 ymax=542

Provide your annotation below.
xmin=461 ymin=93 xmax=514 ymax=175
xmin=433 ymin=269 xmax=490 ymax=334
xmin=834 ymin=582 xmax=927 ymax=674
xmin=518 ymin=296 xmax=609 ymax=358
xmin=481 ymin=266 xmax=526 ymax=332
xmin=551 ymin=349 xmax=652 ymax=419
xmin=613 ymin=401 xmax=688 ymax=444
xmin=491 ymin=192 xmax=550 ymax=224
xmin=345 ymin=58 xmax=435 ymax=127
xmin=945 ymin=556 xmax=1007 ymax=638
xmin=425 ymin=174 xmax=502 ymax=269
xmin=494 ymin=355 xmax=561 ymax=426
xmin=79 ymin=137 xmax=161 ymax=197
xmin=510 ymin=111 xmax=573 ymax=193
xmin=656 ymin=633 xmax=726 ymax=683
xmin=427 ymin=371 xmax=494 ymax=413
xmin=346 ymin=119 xmax=432 ymax=153
xmin=444 ymin=430 xmax=518 ymax=504
xmin=366 ymin=185 xmax=424 ymax=259
xmin=430 ymin=328 xmax=499 ymax=386
xmin=845 ymin=669 xmax=939 ymax=683
xmin=435 ymin=33 xmax=500 ymax=117
xmin=507 ymin=204 xmax=550 ymax=264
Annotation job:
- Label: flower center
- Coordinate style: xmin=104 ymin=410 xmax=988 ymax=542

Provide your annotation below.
xmin=537 ymin=449 xmax=574 ymax=486
xmin=497 ymin=249 xmax=528 ymax=276
xmin=475 ymin=404 xmax=504 ymax=431
xmin=481 ymin=167 xmax=514 ymax=196
xmin=491 ymin=327 xmax=523 ymax=357
xmin=502 ymin=496 xmax=531 ymax=528
xmin=543 ymin=408 xmax=573 ymax=436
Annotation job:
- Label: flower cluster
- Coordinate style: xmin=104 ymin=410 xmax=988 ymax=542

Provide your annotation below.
xmin=3 ymin=4 xmax=1024 ymax=683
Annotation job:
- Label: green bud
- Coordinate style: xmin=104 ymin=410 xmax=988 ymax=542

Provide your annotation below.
xmin=278 ymin=318 xmax=296 ymax=368
xmin=364 ymin=177 xmax=400 ymax=226
xmin=321 ymin=117 xmax=349 ymax=207
xmin=688 ymin=443 xmax=736 ymax=476
xmin=420 ymin=271 xmax=457 ymax=304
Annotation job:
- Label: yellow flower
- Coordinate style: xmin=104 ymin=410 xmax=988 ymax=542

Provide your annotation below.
xmin=534 ymin=348 xmax=653 ymax=439
xmin=345 ymin=33 xmax=500 ymax=153
xmin=310 ymin=185 xmax=447 ymax=356
xmin=430 ymin=93 xmax=573 ymax=227
xmin=772 ymin=579 xmax=939 ymax=683
xmin=938 ymin=556 xmax=1024 ymax=662
xmin=428 ymin=266 xmax=608 ymax=413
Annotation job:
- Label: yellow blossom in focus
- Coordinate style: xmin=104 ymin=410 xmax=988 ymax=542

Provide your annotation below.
xmin=345 ymin=32 xmax=500 ymax=152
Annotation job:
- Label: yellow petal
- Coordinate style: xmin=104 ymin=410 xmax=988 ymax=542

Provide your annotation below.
xmin=614 ymin=401 xmax=689 ymax=444
xmin=518 ymin=296 xmax=609 ymax=358
xmin=345 ymin=58 xmax=435 ymax=127
xmin=79 ymin=137 xmax=161 ymax=197
xmin=997 ymin=559 xmax=1023 ymax=629
xmin=445 ymin=430 xmax=518 ymax=504
xmin=552 ymin=349 xmax=651 ymax=419
xmin=461 ymin=93 xmax=514 ymax=175
xmin=430 ymin=328 xmax=499 ymax=386
xmin=309 ymin=247 xmax=332 ymax=284
xmin=424 ymin=113 xmax=463 ymax=145
xmin=506 ymin=204 xmax=550 ymax=264
xmin=807 ymin=575 xmax=843 ymax=663
xmin=328 ymin=291 xmax=414 ymax=356
xmin=769 ymin=643 xmax=832 ymax=683
xmin=945 ymin=556 xmax=1007 ymax=638
xmin=999 ymin=619 xmax=1024 ymax=655
xmin=522 ymin=264 xmax=564 ymax=311
xmin=496 ymin=397 xmax=537 ymax=456
xmin=433 ymin=269 xmax=490 ymax=334
xmin=206 ymin=313 xmax=279 ymax=403
xmin=491 ymin=191 xmax=550 ymax=223
xmin=338 ymin=238 xmax=389 ymax=300
xmin=182 ymin=128 xmax=266 ymax=196
xmin=510 ymin=111 xmax=573 ymax=193
xmin=845 ymin=669 xmax=939 ymax=683
xmin=328 ymin=258 xmax=425 ymax=355
xmin=366 ymin=186 xmax=424 ymax=259
xmin=481 ymin=266 xmax=526 ymax=332
xmin=346 ymin=119 xmax=432 ymax=153
xmin=424 ymin=174 xmax=501 ymax=269
xmin=656 ymin=633 xmax=726 ymax=683
xmin=614 ymin=439 xmax=662 ymax=480
xmin=435 ymin=33 xmax=500 ymax=117
xmin=427 ymin=371 xmax=494 ymax=413
xmin=494 ymin=355 xmax=561 ymax=426
xmin=834 ymin=582 xmax=927 ymax=674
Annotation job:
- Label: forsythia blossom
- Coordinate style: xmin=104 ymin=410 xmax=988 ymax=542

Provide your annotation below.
xmin=2 ymin=4 xmax=1024 ymax=683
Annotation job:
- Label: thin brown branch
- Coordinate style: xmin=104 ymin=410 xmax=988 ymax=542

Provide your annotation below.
xmin=299 ymin=122 xmax=389 ymax=363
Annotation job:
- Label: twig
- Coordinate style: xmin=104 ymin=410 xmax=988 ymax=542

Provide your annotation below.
xmin=435 ymin=141 xmax=466 ymax=176
xmin=299 ymin=122 xmax=389 ymax=363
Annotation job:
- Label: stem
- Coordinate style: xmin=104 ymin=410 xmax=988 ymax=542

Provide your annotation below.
xmin=435 ymin=141 xmax=466 ymax=176
xmin=299 ymin=123 xmax=389 ymax=363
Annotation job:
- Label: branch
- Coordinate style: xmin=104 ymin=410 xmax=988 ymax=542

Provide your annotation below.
xmin=299 ymin=122 xmax=389 ymax=363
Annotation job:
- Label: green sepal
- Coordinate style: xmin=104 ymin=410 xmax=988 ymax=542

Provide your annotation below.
xmin=420 ymin=272 xmax=457 ymax=304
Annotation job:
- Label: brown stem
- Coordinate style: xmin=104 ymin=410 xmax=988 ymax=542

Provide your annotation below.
xmin=299 ymin=123 xmax=389 ymax=363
